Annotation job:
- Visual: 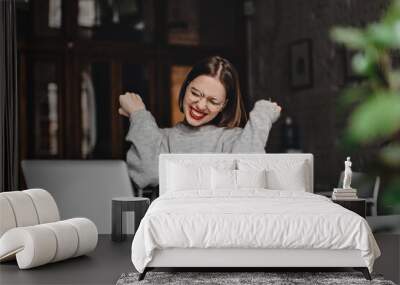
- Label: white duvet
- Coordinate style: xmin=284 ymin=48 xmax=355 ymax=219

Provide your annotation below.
xmin=131 ymin=189 xmax=380 ymax=273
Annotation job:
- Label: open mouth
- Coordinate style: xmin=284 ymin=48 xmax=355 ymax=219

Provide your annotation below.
xmin=189 ymin=106 xmax=207 ymax=120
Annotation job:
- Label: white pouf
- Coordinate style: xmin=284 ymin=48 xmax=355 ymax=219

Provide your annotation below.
xmin=0 ymin=189 xmax=98 ymax=269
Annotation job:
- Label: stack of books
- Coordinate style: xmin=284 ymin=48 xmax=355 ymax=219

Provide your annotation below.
xmin=332 ymin=188 xmax=358 ymax=200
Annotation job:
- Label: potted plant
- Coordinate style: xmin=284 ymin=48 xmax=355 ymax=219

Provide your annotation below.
xmin=330 ymin=0 xmax=400 ymax=213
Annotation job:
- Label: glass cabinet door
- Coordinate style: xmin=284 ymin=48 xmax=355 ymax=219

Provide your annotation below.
xmin=121 ymin=63 xmax=151 ymax=107
xmin=77 ymin=0 xmax=155 ymax=43
xmin=79 ymin=61 xmax=153 ymax=159
xmin=33 ymin=0 xmax=63 ymax=37
xmin=79 ymin=62 xmax=111 ymax=158
xmin=120 ymin=63 xmax=152 ymax=156
xmin=28 ymin=60 xmax=62 ymax=157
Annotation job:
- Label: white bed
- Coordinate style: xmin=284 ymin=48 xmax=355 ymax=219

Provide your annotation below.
xmin=131 ymin=153 xmax=380 ymax=280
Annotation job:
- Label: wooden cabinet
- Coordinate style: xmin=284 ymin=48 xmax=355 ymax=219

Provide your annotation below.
xmin=17 ymin=0 xmax=246 ymax=185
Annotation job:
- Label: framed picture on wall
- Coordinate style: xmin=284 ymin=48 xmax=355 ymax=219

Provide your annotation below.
xmin=289 ymin=39 xmax=313 ymax=89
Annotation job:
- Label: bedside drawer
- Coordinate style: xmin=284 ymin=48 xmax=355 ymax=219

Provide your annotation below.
xmin=333 ymin=199 xmax=366 ymax=218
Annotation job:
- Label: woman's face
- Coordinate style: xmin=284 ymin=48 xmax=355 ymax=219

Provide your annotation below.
xmin=183 ymin=75 xmax=227 ymax=127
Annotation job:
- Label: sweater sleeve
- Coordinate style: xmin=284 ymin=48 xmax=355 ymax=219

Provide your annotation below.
xmin=125 ymin=109 xmax=169 ymax=189
xmin=228 ymin=99 xmax=281 ymax=153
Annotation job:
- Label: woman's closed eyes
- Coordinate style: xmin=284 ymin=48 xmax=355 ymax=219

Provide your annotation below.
xmin=190 ymin=87 xmax=223 ymax=109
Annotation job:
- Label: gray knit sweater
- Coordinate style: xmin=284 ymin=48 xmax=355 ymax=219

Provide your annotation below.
xmin=125 ymin=99 xmax=281 ymax=189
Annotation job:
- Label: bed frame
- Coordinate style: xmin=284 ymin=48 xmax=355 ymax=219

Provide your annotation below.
xmin=138 ymin=153 xmax=371 ymax=280
xmin=141 ymin=248 xmax=370 ymax=280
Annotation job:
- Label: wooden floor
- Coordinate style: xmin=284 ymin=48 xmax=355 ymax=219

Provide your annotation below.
xmin=0 ymin=235 xmax=133 ymax=285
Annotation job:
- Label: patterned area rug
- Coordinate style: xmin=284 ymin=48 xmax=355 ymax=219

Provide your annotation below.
xmin=116 ymin=271 xmax=396 ymax=285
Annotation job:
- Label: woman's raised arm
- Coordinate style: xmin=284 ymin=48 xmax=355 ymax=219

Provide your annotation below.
xmin=125 ymin=109 xmax=169 ymax=189
xmin=229 ymin=99 xmax=281 ymax=153
xmin=119 ymin=93 xmax=169 ymax=189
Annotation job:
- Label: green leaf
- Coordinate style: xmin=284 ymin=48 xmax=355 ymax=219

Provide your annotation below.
xmin=383 ymin=0 xmax=400 ymax=25
xmin=352 ymin=52 xmax=375 ymax=76
xmin=382 ymin=177 xmax=400 ymax=213
xmin=380 ymin=144 xmax=400 ymax=166
xmin=392 ymin=21 xmax=400 ymax=46
xmin=348 ymin=92 xmax=400 ymax=142
xmin=330 ymin=27 xmax=367 ymax=49
xmin=366 ymin=23 xmax=396 ymax=48
xmin=341 ymin=130 xmax=360 ymax=150
xmin=338 ymin=85 xmax=369 ymax=107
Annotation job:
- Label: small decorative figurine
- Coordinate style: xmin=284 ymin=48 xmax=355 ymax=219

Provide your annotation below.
xmin=332 ymin=157 xmax=357 ymax=199
xmin=343 ymin=157 xmax=352 ymax=189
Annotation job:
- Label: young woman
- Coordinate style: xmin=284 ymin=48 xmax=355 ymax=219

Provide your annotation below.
xmin=119 ymin=56 xmax=282 ymax=190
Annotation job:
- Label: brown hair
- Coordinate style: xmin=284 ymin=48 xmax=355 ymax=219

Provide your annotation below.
xmin=178 ymin=56 xmax=247 ymax=128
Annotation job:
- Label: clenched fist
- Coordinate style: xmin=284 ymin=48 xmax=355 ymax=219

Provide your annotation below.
xmin=118 ymin=92 xmax=146 ymax=118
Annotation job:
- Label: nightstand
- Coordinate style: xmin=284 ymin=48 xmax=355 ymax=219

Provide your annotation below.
xmin=332 ymin=198 xmax=366 ymax=218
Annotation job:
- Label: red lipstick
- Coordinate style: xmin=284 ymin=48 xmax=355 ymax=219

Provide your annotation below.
xmin=189 ymin=106 xmax=206 ymax=120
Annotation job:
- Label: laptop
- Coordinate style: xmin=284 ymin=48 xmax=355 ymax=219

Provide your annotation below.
xmin=21 ymin=160 xmax=134 ymax=234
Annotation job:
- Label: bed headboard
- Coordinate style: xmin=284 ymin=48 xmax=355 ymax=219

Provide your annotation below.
xmin=159 ymin=153 xmax=314 ymax=195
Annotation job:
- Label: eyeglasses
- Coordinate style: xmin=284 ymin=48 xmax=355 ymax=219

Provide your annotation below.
xmin=188 ymin=87 xmax=226 ymax=112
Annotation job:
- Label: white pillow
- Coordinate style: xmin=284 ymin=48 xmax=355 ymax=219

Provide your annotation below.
xmin=266 ymin=168 xmax=307 ymax=192
xmin=167 ymin=161 xmax=212 ymax=191
xmin=211 ymin=168 xmax=236 ymax=190
xmin=211 ymin=168 xmax=268 ymax=190
xmin=237 ymin=159 xmax=309 ymax=191
xmin=166 ymin=158 xmax=236 ymax=170
xmin=166 ymin=159 xmax=236 ymax=192
xmin=237 ymin=169 xmax=268 ymax=188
